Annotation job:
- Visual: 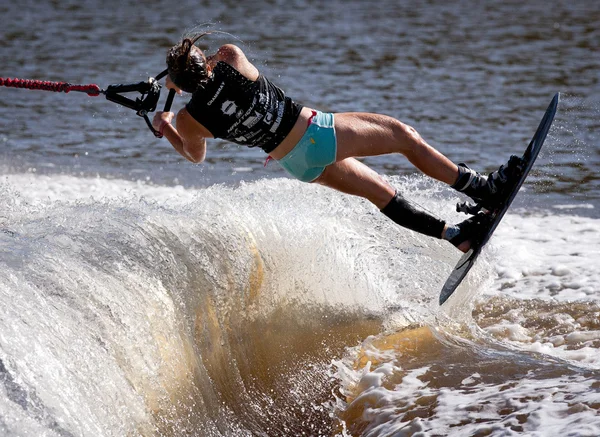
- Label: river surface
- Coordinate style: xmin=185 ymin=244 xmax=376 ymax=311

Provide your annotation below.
xmin=1 ymin=0 xmax=599 ymax=436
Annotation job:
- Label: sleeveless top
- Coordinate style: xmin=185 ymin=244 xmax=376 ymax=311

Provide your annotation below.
xmin=186 ymin=62 xmax=303 ymax=154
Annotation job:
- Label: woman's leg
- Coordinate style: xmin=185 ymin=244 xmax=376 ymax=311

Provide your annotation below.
xmin=333 ymin=112 xmax=459 ymax=185
xmin=312 ymin=118 xmax=484 ymax=249
xmin=332 ymin=112 xmax=519 ymax=210
xmin=310 ymin=112 xmax=516 ymax=252
xmin=314 ymin=157 xmax=396 ymax=209
xmin=314 ymin=158 xmax=448 ymax=240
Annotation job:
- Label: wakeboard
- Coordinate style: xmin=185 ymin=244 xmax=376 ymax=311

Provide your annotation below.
xmin=439 ymin=93 xmax=559 ymax=305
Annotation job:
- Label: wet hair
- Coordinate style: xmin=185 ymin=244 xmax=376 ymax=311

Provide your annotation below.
xmin=166 ymin=32 xmax=211 ymax=94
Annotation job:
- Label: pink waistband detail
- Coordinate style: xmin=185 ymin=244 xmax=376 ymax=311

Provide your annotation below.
xmin=307 ymin=110 xmax=317 ymax=127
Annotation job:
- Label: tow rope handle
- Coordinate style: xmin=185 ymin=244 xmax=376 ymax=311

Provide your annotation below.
xmin=1 ymin=69 xmax=176 ymax=138
xmin=103 ymin=68 xmax=176 ymax=138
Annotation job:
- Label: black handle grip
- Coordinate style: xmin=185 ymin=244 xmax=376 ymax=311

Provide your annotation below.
xmin=153 ymin=89 xmax=178 ymax=138
xmin=164 ymin=89 xmax=176 ymax=112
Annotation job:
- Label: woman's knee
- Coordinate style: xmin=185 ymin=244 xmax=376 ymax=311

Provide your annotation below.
xmin=390 ymin=119 xmax=425 ymax=153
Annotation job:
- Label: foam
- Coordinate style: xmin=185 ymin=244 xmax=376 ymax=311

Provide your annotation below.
xmin=1 ymin=173 xmax=196 ymax=206
xmin=490 ymin=211 xmax=600 ymax=301
xmin=2 ymin=172 xmax=457 ymax=435
xmin=2 ymin=172 xmax=599 ymax=436
xmin=475 ymin=297 xmax=600 ymax=367
xmin=4 ymin=171 xmax=599 ymax=307
xmin=333 ymin=331 xmax=600 ymax=437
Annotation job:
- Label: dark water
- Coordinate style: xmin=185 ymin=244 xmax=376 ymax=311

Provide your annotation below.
xmin=1 ymin=1 xmax=600 ymax=437
xmin=2 ymin=0 xmax=599 ymax=209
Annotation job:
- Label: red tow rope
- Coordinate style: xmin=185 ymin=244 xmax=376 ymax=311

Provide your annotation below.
xmin=0 ymin=77 xmax=101 ymax=96
xmin=0 ymin=69 xmax=175 ymax=137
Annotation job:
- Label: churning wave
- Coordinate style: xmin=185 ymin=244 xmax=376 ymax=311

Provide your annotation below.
xmin=1 ymin=173 xmax=598 ymax=436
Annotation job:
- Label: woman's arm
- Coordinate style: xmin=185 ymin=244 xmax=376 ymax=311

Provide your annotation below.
xmin=153 ymin=109 xmax=206 ymax=163
xmin=152 ymin=75 xmax=211 ymax=163
xmin=153 ymin=44 xmax=257 ymax=163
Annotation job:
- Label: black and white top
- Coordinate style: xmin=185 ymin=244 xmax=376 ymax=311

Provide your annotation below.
xmin=186 ymin=62 xmax=303 ymax=154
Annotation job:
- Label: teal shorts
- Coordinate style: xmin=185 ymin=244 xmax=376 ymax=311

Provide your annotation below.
xmin=277 ymin=111 xmax=337 ymax=182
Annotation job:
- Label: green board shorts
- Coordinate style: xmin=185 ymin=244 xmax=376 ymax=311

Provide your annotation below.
xmin=277 ymin=110 xmax=337 ymax=182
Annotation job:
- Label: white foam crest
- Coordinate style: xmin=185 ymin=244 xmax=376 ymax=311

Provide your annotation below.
xmin=490 ymin=211 xmax=600 ymax=301
xmin=1 ymin=173 xmax=196 ymax=206
xmin=0 ymin=172 xmax=461 ymax=325
xmin=3 ymin=171 xmax=598 ymax=434
xmin=467 ymin=209 xmax=600 ymax=370
xmin=0 ymin=172 xmax=471 ymax=435
xmin=4 ymin=171 xmax=598 ymax=313
xmin=475 ymin=298 xmax=600 ymax=368
xmin=1 ymin=172 xmax=470 ymax=314
xmin=488 ymin=328 xmax=600 ymax=367
xmin=434 ymin=374 xmax=600 ymax=436
xmin=0 ymin=258 xmax=168 ymax=435
xmin=332 ymin=344 xmax=600 ymax=437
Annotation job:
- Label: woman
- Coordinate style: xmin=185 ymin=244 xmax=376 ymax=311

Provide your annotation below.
xmin=152 ymin=33 xmax=519 ymax=252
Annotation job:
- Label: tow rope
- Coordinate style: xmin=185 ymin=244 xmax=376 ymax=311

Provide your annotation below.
xmin=0 ymin=69 xmax=176 ymax=138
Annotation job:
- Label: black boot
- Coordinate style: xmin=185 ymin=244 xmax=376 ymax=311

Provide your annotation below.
xmin=451 ymin=156 xmax=525 ymax=209
xmin=444 ymin=213 xmax=493 ymax=249
xmin=381 ymin=191 xmax=446 ymax=239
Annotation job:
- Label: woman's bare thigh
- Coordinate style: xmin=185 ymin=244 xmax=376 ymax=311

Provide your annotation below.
xmin=334 ymin=112 xmax=418 ymax=160
xmin=333 ymin=112 xmax=459 ymax=185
